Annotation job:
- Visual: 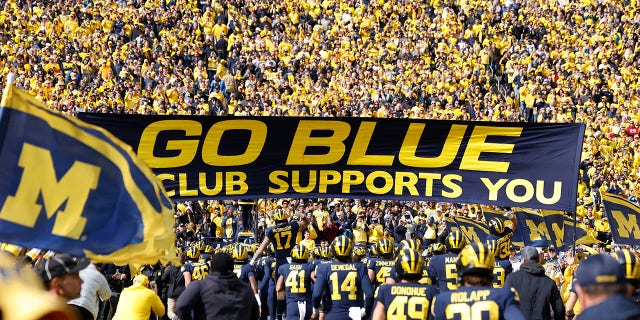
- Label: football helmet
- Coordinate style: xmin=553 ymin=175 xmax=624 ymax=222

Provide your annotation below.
xmin=611 ymin=249 xmax=640 ymax=281
xmin=395 ymin=249 xmax=424 ymax=280
xmin=429 ymin=243 xmax=446 ymax=256
xmin=457 ymin=242 xmax=495 ymax=279
xmin=488 ymin=218 xmax=505 ymax=236
xmin=186 ymin=247 xmax=200 ymax=260
xmin=232 ymin=244 xmax=249 ymax=261
xmin=378 ymin=239 xmax=394 ymax=256
xmin=446 ymin=231 xmax=467 ymax=252
xmin=273 ymin=209 xmax=287 ymax=222
xmin=331 ymin=235 xmax=353 ymax=260
xmin=291 ymin=245 xmax=310 ymax=262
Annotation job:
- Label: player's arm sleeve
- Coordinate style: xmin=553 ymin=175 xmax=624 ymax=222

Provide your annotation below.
xmin=311 ymin=266 xmax=326 ymax=309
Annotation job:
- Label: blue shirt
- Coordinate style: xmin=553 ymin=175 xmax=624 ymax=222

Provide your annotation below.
xmin=266 ymin=221 xmax=301 ymax=260
xmin=428 ymin=253 xmax=459 ymax=292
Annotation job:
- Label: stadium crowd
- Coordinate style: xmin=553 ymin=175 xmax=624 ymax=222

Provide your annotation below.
xmin=2 ymin=0 xmax=640 ymax=319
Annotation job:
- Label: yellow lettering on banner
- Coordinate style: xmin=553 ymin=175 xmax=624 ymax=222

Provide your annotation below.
xmin=460 ymin=126 xmax=522 ymax=172
xmin=200 ymin=172 xmax=223 ymax=196
xmin=442 ymin=174 xmax=463 ymax=198
xmin=482 ymin=178 xmax=562 ymax=204
xmin=179 ymin=173 xmax=198 ymax=197
xmin=138 ymin=120 xmax=202 ymax=168
xmin=0 ymin=144 xmax=100 ymax=240
xmin=318 ymin=170 xmax=341 ymax=193
xmin=342 ymin=170 xmax=365 ymax=193
xmin=395 ymin=172 xmax=419 ymax=196
xmin=525 ymin=220 xmax=551 ymax=241
xmin=292 ymin=170 xmax=317 ymax=193
xmin=482 ymin=178 xmax=508 ymax=201
xmin=347 ymin=122 xmax=394 ymax=166
xmin=550 ymin=222 xmax=564 ymax=248
xmin=287 ymin=121 xmax=350 ymax=165
xmin=269 ymin=171 xmax=289 ymax=194
xmin=366 ymin=171 xmax=394 ymax=194
xmin=201 ymin=120 xmax=266 ymax=166
xmin=505 ymin=179 xmax=534 ymax=203
xmin=418 ymin=173 xmax=441 ymax=197
xmin=536 ymin=181 xmax=562 ymax=204
xmin=226 ymin=172 xmax=248 ymax=194
xmin=611 ymin=210 xmax=640 ymax=239
xmin=399 ymin=124 xmax=466 ymax=168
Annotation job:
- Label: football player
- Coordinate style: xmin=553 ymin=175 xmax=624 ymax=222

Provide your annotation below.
xmin=258 ymin=244 xmax=276 ymax=320
xmin=485 ymin=239 xmax=513 ymax=288
xmin=251 ymin=208 xmax=308 ymax=320
xmin=386 ymin=239 xmax=435 ymax=285
xmin=232 ymin=244 xmax=259 ymax=297
xmin=368 ymin=239 xmax=394 ymax=291
xmin=485 ymin=215 xmax=517 ymax=261
xmin=276 ymin=245 xmax=316 ymax=320
xmin=182 ymin=246 xmax=209 ymax=287
xmin=427 ymin=231 xmax=466 ymax=292
xmin=431 ymin=242 xmax=526 ymax=320
xmin=372 ymin=248 xmax=439 ymax=320
xmin=312 ymin=235 xmax=374 ymax=320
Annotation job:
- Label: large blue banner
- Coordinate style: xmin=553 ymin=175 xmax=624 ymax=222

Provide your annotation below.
xmin=78 ymin=114 xmax=585 ymax=211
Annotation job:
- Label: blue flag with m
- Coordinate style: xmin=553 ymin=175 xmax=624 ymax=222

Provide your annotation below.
xmin=0 ymin=84 xmax=177 ymax=264
xmin=602 ymin=192 xmax=640 ymax=246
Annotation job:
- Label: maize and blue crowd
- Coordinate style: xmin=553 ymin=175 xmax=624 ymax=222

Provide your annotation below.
xmin=2 ymin=0 xmax=640 ymax=318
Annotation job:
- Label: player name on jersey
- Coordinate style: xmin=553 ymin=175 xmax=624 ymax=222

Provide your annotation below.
xmin=390 ymin=286 xmax=429 ymax=296
xmin=445 ymin=256 xmax=458 ymax=263
xmin=330 ymin=264 xmax=357 ymax=271
xmin=450 ymin=290 xmax=491 ymax=303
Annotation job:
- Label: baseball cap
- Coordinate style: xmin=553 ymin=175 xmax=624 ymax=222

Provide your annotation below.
xmin=576 ymin=254 xmax=625 ymax=287
xmin=38 ymin=254 xmax=90 ymax=282
xmin=520 ymin=246 xmax=540 ymax=261
xmin=210 ymin=252 xmax=234 ymax=274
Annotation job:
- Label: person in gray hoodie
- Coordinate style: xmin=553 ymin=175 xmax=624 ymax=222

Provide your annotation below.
xmin=504 ymin=246 xmax=565 ymax=320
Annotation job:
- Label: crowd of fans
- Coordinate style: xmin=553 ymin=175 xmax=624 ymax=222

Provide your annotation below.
xmin=2 ymin=0 xmax=640 ymax=318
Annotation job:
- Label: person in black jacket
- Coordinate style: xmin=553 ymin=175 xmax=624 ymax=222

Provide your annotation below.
xmin=504 ymin=246 xmax=565 ymax=320
xmin=161 ymin=253 xmax=186 ymax=320
xmin=175 ymin=252 xmax=259 ymax=320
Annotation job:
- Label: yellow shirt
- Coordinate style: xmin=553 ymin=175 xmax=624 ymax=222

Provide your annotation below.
xmin=112 ymin=284 xmax=165 ymax=320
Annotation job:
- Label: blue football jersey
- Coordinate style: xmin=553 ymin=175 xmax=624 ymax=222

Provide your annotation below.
xmin=278 ymin=262 xmax=316 ymax=302
xmin=492 ymin=259 xmax=513 ymax=288
xmin=427 ymin=253 xmax=459 ymax=292
xmin=485 ymin=227 xmax=513 ymax=260
xmin=182 ymin=261 xmax=209 ymax=280
xmin=233 ymin=262 xmax=255 ymax=283
xmin=367 ymin=257 xmax=394 ymax=288
xmin=312 ymin=261 xmax=374 ymax=320
xmin=432 ymin=286 xmax=525 ymax=320
xmin=266 ymin=221 xmax=301 ymax=260
xmin=375 ymin=282 xmax=439 ymax=320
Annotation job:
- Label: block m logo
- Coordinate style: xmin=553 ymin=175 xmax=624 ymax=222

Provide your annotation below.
xmin=0 ymin=143 xmax=101 ymax=239
xmin=610 ymin=210 xmax=640 ymax=239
